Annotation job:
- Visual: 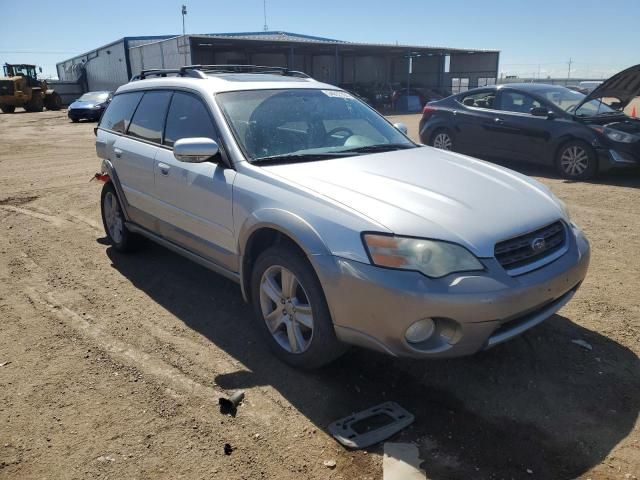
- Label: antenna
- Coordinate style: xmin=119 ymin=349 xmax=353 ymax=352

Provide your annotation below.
xmin=263 ymin=0 xmax=268 ymax=31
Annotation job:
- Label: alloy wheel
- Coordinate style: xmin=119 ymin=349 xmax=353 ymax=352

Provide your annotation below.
xmin=432 ymin=132 xmax=452 ymax=150
xmin=103 ymin=191 xmax=123 ymax=244
xmin=259 ymin=265 xmax=314 ymax=354
xmin=560 ymin=145 xmax=589 ymax=176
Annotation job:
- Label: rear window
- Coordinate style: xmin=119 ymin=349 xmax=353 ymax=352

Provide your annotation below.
xmin=127 ymin=91 xmax=173 ymax=144
xmin=99 ymin=92 xmax=143 ymax=133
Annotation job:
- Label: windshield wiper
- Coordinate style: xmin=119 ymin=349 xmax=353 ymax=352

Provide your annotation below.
xmin=252 ymin=152 xmax=353 ymax=165
xmin=338 ymin=143 xmax=416 ymax=154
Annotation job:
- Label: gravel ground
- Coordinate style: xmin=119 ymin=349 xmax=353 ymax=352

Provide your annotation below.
xmin=0 ymin=110 xmax=638 ymax=480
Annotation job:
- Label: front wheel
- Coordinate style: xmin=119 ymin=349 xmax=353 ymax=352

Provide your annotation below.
xmin=45 ymin=92 xmax=62 ymax=111
xmin=250 ymin=246 xmax=346 ymax=368
xmin=556 ymin=140 xmax=598 ymax=180
xmin=430 ymin=129 xmax=454 ymax=151
xmin=0 ymin=104 xmax=16 ymax=113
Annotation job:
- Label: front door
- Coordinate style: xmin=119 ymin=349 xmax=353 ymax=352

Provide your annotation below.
xmin=152 ymin=91 xmax=237 ymax=271
xmin=492 ymin=89 xmax=552 ymax=163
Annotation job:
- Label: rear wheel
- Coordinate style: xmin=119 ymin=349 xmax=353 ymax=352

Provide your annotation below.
xmin=45 ymin=92 xmax=62 ymax=111
xmin=0 ymin=104 xmax=16 ymax=113
xmin=430 ymin=128 xmax=454 ymax=151
xmin=250 ymin=246 xmax=346 ymax=368
xmin=100 ymin=182 xmax=140 ymax=252
xmin=24 ymin=93 xmax=43 ymax=112
xmin=556 ymin=140 xmax=598 ymax=180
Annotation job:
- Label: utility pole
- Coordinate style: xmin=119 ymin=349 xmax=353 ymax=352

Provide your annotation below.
xmin=181 ymin=5 xmax=187 ymax=36
xmin=263 ymin=0 xmax=268 ymax=31
xmin=567 ymin=57 xmax=572 ymax=80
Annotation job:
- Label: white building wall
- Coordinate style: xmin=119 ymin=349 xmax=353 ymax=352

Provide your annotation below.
xmin=57 ymin=40 xmax=129 ymax=91
xmin=129 ymin=37 xmax=191 ymax=76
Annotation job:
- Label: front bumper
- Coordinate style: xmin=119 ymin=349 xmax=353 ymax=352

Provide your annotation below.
xmin=68 ymin=108 xmax=102 ymax=121
xmin=597 ymin=146 xmax=640 ymax=172
xmin=314 ymin=225 xmax=590 ymax=358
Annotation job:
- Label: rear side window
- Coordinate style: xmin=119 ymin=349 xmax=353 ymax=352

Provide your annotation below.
xmin=459 ymin=91 xmax=496 ymax=109
xmin=127 ymin=91 xmax=173 ymax=144
xmin=99 ymin=91 xmax=143 ymax=133
xmin=164 ymin=92 xmax=217 ymax=147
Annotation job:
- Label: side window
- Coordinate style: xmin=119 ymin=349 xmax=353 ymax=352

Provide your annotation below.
xmin=459 ymin=91 xmax=496 ymax=109
xmin=498 ymin=91 xmax=542 ymax=114
xmin=164 ymin=92 xmax=217 ymax=147
xmin=99 ymin=91 xmax=143 ymax=134
xmin=127 ymin=91 xmax=173 ymax=144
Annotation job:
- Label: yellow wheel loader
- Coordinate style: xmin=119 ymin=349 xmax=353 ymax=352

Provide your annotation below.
xmin=0 ymin=64 xmax=62 ymax=113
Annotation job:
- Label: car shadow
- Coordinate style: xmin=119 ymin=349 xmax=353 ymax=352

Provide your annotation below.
xmin=483 ymin=157 xmax=640 ymax=187
xmin=106 ymin=243 xmax=639 ymax=479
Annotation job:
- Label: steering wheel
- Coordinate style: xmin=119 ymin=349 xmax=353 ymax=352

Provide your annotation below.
xmin=326 ymin=126 xmax=354 ymax=139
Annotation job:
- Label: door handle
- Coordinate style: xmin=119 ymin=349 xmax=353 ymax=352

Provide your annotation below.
xmin=113 ymin=148 xmax=123 ymax=158
xmin=158 ymin=162 xmax=170 ymax=176
xmin=494 ymin=117 xmax=504 ymax=124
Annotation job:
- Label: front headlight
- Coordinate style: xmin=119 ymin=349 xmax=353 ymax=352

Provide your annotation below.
xmin=93 ymin=103 xmax=104 ymax=109
xmin=363 ymin=234 xmax=484 ymax=278
xmin=592 ymin=125 xmax=638 ymax=143
xmin=605 ymin=128 xmax=637 ymax=143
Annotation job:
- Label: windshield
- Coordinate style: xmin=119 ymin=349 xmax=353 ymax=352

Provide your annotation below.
xmin=79 ymin=92 xmax=110 ymax=103
xmin=534 ymin=86 xmax=618 ymax=116
xmin=216 ymin=88 xmax=414 ymax=163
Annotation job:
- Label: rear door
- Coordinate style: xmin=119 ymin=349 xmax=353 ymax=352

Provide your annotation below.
xmin=112 ymin=90 xmax=173 ymax=218
xmin=451 ymin=89 xmax=501 ymax=156
xmin=153 ymin=90 xmax=237 ymax=271
xmin=492 ymin=89 xmax=553 ymax=162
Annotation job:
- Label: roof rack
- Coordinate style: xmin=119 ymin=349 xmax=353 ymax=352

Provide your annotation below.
xmin=131 ymin=64 xmax=310 ymax=81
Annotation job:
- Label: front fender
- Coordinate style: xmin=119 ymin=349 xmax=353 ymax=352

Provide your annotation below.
xmin=237 ymin=208 xmax=333 ymax=301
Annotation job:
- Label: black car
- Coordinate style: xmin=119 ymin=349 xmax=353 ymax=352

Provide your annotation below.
xmin=67 ymin=91 xmax=112 ymax=122
xmin=419 ymin=64 xmax=640 ymax=179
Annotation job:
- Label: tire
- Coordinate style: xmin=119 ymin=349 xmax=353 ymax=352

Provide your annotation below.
xmin=100 ymin=182 xmax=140 ymax=252
xmin=556 ymin=139 xmax=598 ymax=180
xmin=24 ymin=93 xmax=43 ymax=112
xmin=71 ymin=118 xmax=80 ymax=123
xmin=0 ymin=104 xmax=16 ymax=113
xmin=45 ymin=92 xmax=62 ymax=111
xmin=429 ymin=128 xmax=454 ymax=151
xmin=250 ymin=245 xmax=347 ymax=368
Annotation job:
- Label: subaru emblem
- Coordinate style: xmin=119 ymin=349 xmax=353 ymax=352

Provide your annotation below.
xmin=531 ymin=237 xmax=546 ymax=252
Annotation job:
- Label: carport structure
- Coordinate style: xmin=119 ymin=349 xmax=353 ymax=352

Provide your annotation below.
xmin=184 ymin=32 xmax=499 ymax=93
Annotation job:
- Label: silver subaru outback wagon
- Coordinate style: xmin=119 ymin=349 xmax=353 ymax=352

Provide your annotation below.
xmin=95 ymin=65 xmax=590 ymax=368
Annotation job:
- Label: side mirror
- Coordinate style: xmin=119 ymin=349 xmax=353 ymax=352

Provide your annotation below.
xmin=173 ymin=138 xmax=219 ymax=163
xmin=393 ymin=122 xmax=408 ymax=135
xmin=530 ymin=106 xmax=554 ymax=118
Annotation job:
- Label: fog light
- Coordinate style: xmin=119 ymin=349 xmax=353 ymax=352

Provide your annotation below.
xmin=405 ymin=318 xmax=436 ymax=344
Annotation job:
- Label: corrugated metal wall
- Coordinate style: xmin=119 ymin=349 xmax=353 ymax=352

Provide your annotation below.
xmin=128 ymin=37 xmax=191 ymax=76
xmin=56 ymin=40 xmax=129 ymax=92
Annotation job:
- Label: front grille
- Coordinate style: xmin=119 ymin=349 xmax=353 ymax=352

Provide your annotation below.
xmin=0 ymin=80 xmax=15 ymax=96
xmin=495 ymin=221 xmax=566 ymax=272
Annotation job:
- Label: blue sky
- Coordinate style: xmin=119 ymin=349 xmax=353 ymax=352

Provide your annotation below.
xmin=1 ymin=0 xmax=638 ymax=79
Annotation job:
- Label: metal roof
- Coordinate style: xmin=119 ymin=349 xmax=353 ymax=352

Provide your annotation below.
xmin=205 ymin=31 xmax=347 ymax=44
xmin=192 ymin=31 xmax=499 ymax=54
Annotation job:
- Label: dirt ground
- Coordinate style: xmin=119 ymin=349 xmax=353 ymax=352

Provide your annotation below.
xmin=0 ymin=110 xmax=638 ymax=480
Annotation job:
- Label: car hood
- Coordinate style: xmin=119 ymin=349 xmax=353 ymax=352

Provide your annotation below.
xmin=578 ymin=63 xmax=640 ymax=111
xmin=264 ymin=148 xmax=567 ymax=258
xmin=69 ymin=100 xmax=102 ymax=109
